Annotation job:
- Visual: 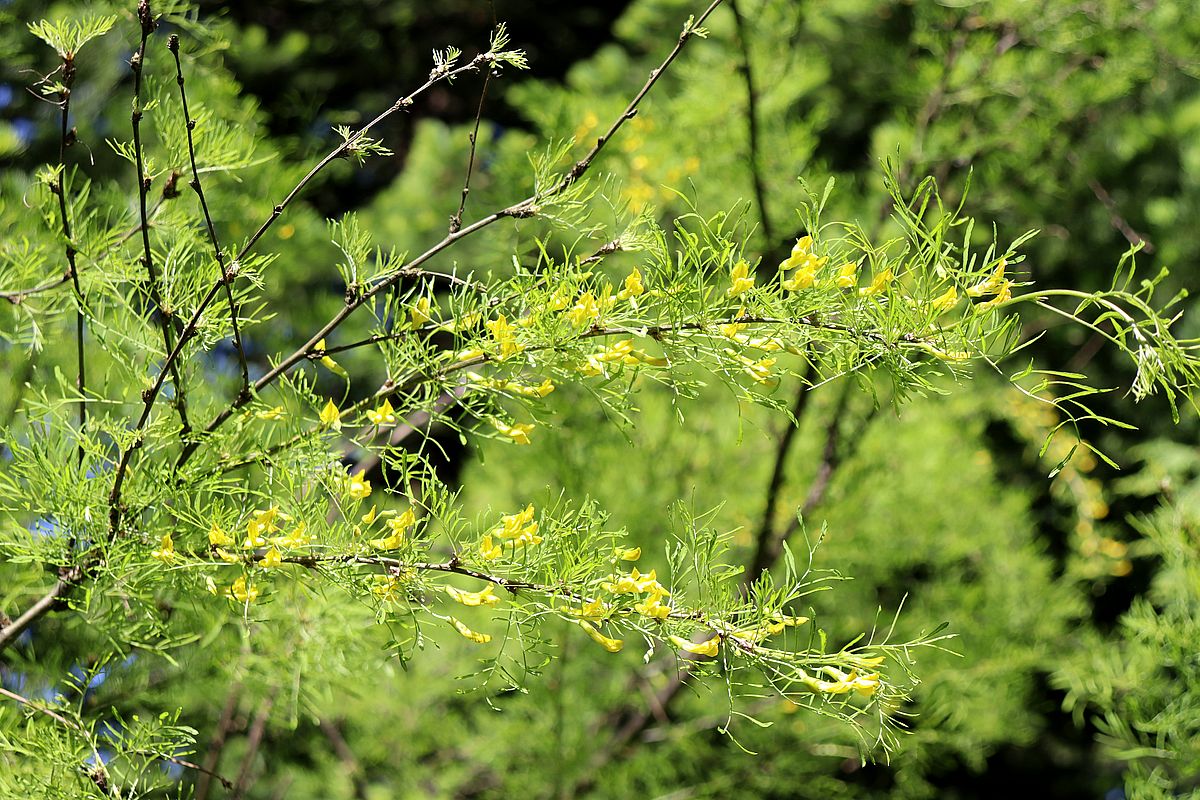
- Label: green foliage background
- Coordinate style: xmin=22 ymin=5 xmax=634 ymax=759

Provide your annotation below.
xmin=1 ymin=1 xmax=1198 ymax=798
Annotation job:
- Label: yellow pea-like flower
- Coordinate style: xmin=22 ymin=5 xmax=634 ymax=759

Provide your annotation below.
xmin=835 ymin=261 xmax=859 ymax=289
xmin=346 ymin=469 xmax=372 ymax=501
xmin=669 ymin=634 xmax=720 ymax=657
xmin=319 ymin=399 xmax=342 ymax=430
xmin=365 ymin=399 xmax=395 ymax=426
xmin=931 ymin=286 xmax=959 ymax=313
xmin=727 ymin=259 xmax=755 ymax=297
xmin=260 ymin=546 xmax=283 ymax=569
xmin=577 ymin=620 xmax=623 ymax=653
xmin=449 ymin=617 xmax=492 ymax=644
xmin=151 ymin=533 xmax=176 ymax=564
xmin=445 ymin=585 xmax=500 ymax=607
xmin=227 ymin=575 xmax=259 ymax=604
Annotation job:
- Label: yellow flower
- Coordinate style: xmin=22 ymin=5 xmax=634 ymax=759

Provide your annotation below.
xmin=366 ymin=399 xmax=396 ymax=426
xmin=587 ymin=340 xmax=668 ymax=372
xmin=360 ymin=505 xmax=379 ymax=525
xmin=151 ymin=533 xmax=176 ymax=563
xmin=449 ymin=617 xmax=492 ymax=644
xmin=370 ymin=508 xmax=415 ymax=550
xmin=565 ymin=597 xmax=610 ymax=621
xmin=781 ymin=265 xmax=817 ymax=292
xmin=410 ymin=296 xmax=432 ymax=328
xmin=319 ymin=399 xmax=342 ymax=430
xmin=371 ymin=574 xmax=403 ymax=601
xmin=273 ymin=521 xmax=314 ymax=549
xmin=790 ymin=236 xmax=813 ymax=259
xmin=602 ymin=567 xmax=669 ymax=596
xmin=260 ymin=546 xmax=283 ymax=569
xmin=669 ymin=634 xmax=720 ymax=657
xmin=315 ymin=338 xmax=348 ymax=379
xmin=727 ymin=613 xmax=808 ymax=643
xmin=974 ymin=280 xmax=1012 ymax=313
xmin=860 ymin=268 xmax=894 ymax=296
xmin=245 ymin=506 xmax=281 ymax=548
xmin=617 ymin=267 xmax=645 ymax=302
xmin=803 ymin=667 xmax=880 ymax=697
xmin=634 ymin=591 xmax=672 ymax=619
xmin=615 ymin=546 xmax=641 ymax=561
xmin=728 ymin=350 xmax=777 ymax=386
xmin=479 ymin=533 xmax=502 ymax=560
xmin=491 ymin=504 xmax=542 ymax=547
xmin=727 ymin=259 xmax=755 ymax=296
xmin=445 ymin=585 xmax=500 ymax=607
xmin=215 ymin=548 xmax=239 ymax=563
xmin=835 ymin=261 xmax=859 ymax=289
xmin=455 ymin=347 xmax=486 ymax=362
xmin=931 ymin=286 xmax=959 ymax=313
xmin=576 ymin=620 xmax=623 ymax=653
xmin=967 ymin=259 xmax=1006 ymax=297
xmin=256 ymin=406 xmax=285 ymax=421
xmin=485 ymin=314 xmax=524 ymax=359
xmin=547 ymin=288 xmax=571 ymax=312
xmin=491 ymin=418 xmax=535 ymax=445
xmin=227 ymin=575 xmax=260 ymax=604
xmin=208 ymin=524 xmax=233 ymax=548
xmin=719 ymin=313 xmax=747 ymax=339
xmin=346 ymin=469 xmax=372 ymax=501
xmin=566 ymin=291 xmax=601 ymax=328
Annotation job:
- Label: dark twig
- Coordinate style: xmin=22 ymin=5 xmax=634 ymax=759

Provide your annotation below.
xmin=1067 ymin=150 xmax=1155 ymax=254
xmin=449 ymin=66 xmax=493 ymax=233
xmin=746 ymin=361 xmax=815 ymax=583
xmin=232 ymin=694 xmax=274 ymax=800
xmin=169 ymin=33 xmax=250 ymax=391
xmin=729 ymin=0 xmax=772 ymax=245
xmin=131 ymin=0 xmax=192 ymax=437
xmin=46 ymin=47 xmax=87 ymax=464
xmin=0 ymin=575 xmax=74 ymax=655
xmin=319 ymin=719 xmax=369 ymax=800
xmin=196 ymin=683 xmax=242 ymax=800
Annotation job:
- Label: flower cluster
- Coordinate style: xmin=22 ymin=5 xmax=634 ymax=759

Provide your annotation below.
xmin=578 ymin=339 xmax=668 ymax=376
xmin=480 ymin=504 xmax=541 ymax=560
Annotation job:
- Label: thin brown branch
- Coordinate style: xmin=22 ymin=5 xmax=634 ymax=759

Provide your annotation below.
xmin=449 ymin=65 xmax=492 ymax=233
xmin=45 ymin=49 xmax=87 ymax=465
xmin=746 ymin=361 xmax=816 ymax=583
xmin=169 ymin=33 xmax=250 ymax=391
xmin=0 ymin=196 xmax=168 ymax=305
xmin=232 ymin=694 xmax=274 ymax=800
xmin=196 ymin=684 xmax=241 ymax=800
xmin=319 ymin=718 xmax=368 ymax=800
xmin=131 ymin=0 xmax=191 ymax=438
xmin=211 ymin=311 xmax=933 ymax=479
xmin=1069 ymin=151 xmax=1155 ymax=254
xmin=0 ymin=574 xmax=75 ymax=656
xmin=729 ymin=0 xmax=772 ymax=245
xmin=0 ymin=684 xmax=79 ymax=730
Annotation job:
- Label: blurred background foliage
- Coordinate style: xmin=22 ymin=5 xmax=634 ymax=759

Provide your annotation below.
xmin=1 ymin=0 xmax=1198 ymax=797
